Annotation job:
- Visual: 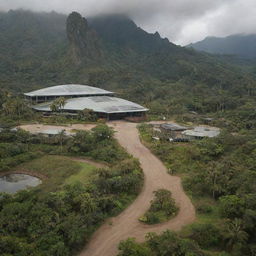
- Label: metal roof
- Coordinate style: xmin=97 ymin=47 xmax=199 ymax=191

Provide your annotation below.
xmin=182 ymin=126 xmax=220 ymax=138
xmin=33 ymin=96 xmax=148 ymax=114
xmin=24 ymin=84 xmax=113 ymax=97
xmin=160 ymin=123 xmax=187 ymax=131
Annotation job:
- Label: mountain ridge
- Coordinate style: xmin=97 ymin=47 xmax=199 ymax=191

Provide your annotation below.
xmin=0 ymin=9 xmax=255 ymax=116
xmin=188 ymin=34 xmax=256 ymax=59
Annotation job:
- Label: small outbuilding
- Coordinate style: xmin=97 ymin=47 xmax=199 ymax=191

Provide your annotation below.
xmin=160 ymin=123 xmax=187 ymax=131
xmin=158 ymin=123 xmax=188 ymax=139
xmin=182 ymin=126 xmax=220 ymax=140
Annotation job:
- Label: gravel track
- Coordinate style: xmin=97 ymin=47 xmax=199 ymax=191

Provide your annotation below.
xmin=79 ymin=121 xmax=195 ymax=256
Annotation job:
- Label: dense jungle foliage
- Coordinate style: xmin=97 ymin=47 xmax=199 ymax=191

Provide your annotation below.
xmin=0 ymin=126 xmax=143 ymax=256
xmin=0 ymin=124 xmax=128 ymax=171
xmin=118 ymin=230 xmax=206 ymax=256
xmin=131 ymin=124 xmax=256 ymax=256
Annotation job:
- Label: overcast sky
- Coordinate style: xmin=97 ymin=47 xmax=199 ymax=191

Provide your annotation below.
xmin=1 ymin=0 xmax=256 ymax=45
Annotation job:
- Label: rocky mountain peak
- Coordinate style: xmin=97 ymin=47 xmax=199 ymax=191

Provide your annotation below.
xmin=66 ymin=12 xmax=103 ymax=64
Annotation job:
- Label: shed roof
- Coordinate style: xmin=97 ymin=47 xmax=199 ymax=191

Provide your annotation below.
xmin=33 ymin=96 xmax=148 ymax=114
xmin=24 ymin=84 xmax=113 ymax=97
xmin=182 ymin=126 xmax=220 ymax=138
xmin=160 ymin=123 xmax=187 ymax=131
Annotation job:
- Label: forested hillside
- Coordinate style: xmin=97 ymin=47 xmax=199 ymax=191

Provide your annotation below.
xmin=0 ymin=10 xmax=67 ymax=91
xmin=0 ymin=10 xmax=256 ymax=123
xmin=188 ymin=34 xmax=256 ymax=59
xmin=1 ymin=8 xmax=256 ymax=256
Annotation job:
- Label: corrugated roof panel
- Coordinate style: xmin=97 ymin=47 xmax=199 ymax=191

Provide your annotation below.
xmin=33 ymin=96 xmax=148 ymax=114
xmin=182 ymin=126 xmax=220 ymax=138
xmin=24 ymin=84 xmax=113 ymax=97
xmin=91 ymin=96 xmax=116 ymax=102
xmin=160 ymin=123 xmax=187 ymax=131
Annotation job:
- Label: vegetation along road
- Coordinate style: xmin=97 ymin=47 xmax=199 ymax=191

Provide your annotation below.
xmin=79 ymin=121 xmax=195 ymax=256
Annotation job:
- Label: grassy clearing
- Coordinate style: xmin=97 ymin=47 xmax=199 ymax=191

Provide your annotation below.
xmin=180 ymin=197 xmax=220 ymax=238
xmin=65 ymin=162 xmax=96 ymax=185
xmin=14 ymin=155 xmax=97 ymax=192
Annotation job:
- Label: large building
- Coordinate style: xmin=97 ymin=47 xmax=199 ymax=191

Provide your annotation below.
xmin=25 ymin=84 xmax=148 ymax=120
xmin=24 ymin=84 xmax=114 ymax=103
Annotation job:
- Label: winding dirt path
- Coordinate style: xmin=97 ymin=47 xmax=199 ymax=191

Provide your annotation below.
xmin=79 ymin=121 xmax=195 ymax=256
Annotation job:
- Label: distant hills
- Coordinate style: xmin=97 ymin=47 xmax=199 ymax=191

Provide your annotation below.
xmin=0 ymin=10 xmax=247 ymax=89
xmin=0 ymin=10 xmax=255 ymax=116
xmin=188 ymin=34 xmax=256 ymax=59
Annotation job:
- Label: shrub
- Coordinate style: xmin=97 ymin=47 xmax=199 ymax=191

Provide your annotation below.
xmin=219 ymin=195 xmax=245 ymax=219
xmin=140 ymin=189 xmax=179 ymax=224
xmin=196 ymin=203 xmax=213 ymax=214
xmin=189 ymin=223 xmax=222 ymax=248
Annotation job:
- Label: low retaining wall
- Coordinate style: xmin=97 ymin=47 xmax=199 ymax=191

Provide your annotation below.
xmin=0 ymin=169 xmax=47 ymax=180
xmin=125 ymin=116 xmax=147 ymax=122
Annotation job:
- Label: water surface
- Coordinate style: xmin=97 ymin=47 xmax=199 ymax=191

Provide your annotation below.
xmin=0 ymin=173 xmax=42 ymax=194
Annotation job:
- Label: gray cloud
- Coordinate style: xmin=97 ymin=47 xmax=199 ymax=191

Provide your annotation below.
xmin=1 ymin=0 xmax=256 ymax=45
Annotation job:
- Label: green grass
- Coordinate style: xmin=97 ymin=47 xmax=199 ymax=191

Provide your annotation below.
xmin=65 ymin=162 xmax=96 ymax=185
xmin=180 ymin=196 xmax=221 ymax=238
xmin=14 ymin=155 xmax=97 ymax=192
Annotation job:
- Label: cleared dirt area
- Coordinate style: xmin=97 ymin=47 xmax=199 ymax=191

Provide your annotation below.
xmin=79 ymin=121 xmax=195 ymax=256
xmin=19 ymin=123 xmax=96 ymax=134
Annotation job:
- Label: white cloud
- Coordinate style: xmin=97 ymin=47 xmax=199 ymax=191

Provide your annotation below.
xmin=0 ymin=0 xmax=256 ymax=45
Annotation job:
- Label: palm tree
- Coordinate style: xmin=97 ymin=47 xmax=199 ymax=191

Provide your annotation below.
xmin=50 ymin=101 xmax=59 ymax=112
xmin=224 ymin=218 xmax=248 ymax=252
xmin=206 ymin=163 xmax=223 ymax=199
xmin=56 ymin=97 xmax=66 ymax=112
xmin=57 ymin=129 xmax=66 ymax=153
xmin=2 ymin=99 xmax=15 ymax=116
xmin=50 ymin=97 xmax=66 ymax=112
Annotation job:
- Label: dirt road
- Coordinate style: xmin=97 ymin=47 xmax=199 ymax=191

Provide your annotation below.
xmin=79 ymin=121 xmax=195 ymax=256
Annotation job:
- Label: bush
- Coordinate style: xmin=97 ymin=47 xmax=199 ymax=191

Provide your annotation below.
xmin=189 ymin=223 xmax=222 ymax=248
xmin=140 ymin=189 xmax=178 ymax=224
xmin=196 ymin=203 xmax=213 ymax=214
xmin=118 ymin=238 xmax=152 ymax=256
xmin=0 ymin=143 xmax=27 ymax=158
xmin=146 ymin=230 xmax=206 ymax=256
xmin=219 ymin=195 xmax=245 ymax=219
xmin=0 ymin=152 xmax=42 ymax=171
xmin=95 ymin=159 xmax=143 ymax=195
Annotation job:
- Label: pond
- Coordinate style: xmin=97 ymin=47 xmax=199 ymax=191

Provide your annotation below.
xmin=0 ymin=173 xmax=42 ymax=194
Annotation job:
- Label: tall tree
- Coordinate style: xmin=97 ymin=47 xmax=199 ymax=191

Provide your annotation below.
xmin=224 ymin=219 xmax=248 ymax=252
